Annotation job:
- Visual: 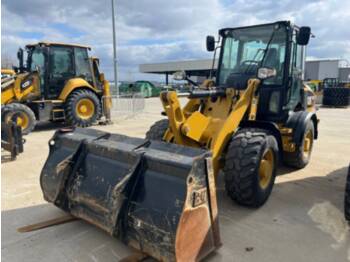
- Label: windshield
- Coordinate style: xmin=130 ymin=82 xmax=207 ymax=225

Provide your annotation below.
xmin=218 ymin=24 xmax=287 ymax=86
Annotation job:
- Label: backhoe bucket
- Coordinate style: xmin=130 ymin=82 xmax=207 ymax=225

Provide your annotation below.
xmin=40 ymin=128 xmax=221 ymax=261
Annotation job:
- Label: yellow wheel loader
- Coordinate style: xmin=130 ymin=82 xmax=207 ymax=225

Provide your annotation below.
xmin=1 ymin=42 xmax=111 ymax=135
xmin=40 ymin=21 xmax=318 ymax=261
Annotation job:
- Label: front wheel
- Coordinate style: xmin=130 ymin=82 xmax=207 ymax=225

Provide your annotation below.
xmin=223 ymin=128 xmax=279 ymax=207
xmin=145 ymin=119 xmax=169 ymax=141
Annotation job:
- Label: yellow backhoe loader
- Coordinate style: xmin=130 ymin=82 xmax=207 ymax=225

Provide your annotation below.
xmin=40 ymin=21 xmax=318 ymax=261
xmin=1 ymin=42 xmax=111 ymax=134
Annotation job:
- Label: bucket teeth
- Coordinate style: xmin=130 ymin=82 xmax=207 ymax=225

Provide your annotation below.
xmin=40 ymin=127 xmax=221 ymax=261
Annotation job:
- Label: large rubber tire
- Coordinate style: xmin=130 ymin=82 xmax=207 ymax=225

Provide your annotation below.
xmin=345 ymin=166 xmax=350 ymax=222
xmin=65 ymin=89 xmax=101 ymax=127
xmin=283 ymin=121 xmax=314 ymax=169
xmin=145 ymin=119 xmax=169 ymax=141
xmin=2 ymin=103 xmax=36 ymax=135
xmin=223 ymin=128 xmax=279 ymax=207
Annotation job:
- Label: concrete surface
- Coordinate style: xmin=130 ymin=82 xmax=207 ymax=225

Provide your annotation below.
xmin=2 ymin=98 xmax=350 ymax=262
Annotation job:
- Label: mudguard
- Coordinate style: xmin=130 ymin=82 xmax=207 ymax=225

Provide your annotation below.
xmin=285 ymin=111 xmax=318 ymax=146
xmin=40 ymin=128 xmax=221 ymax=261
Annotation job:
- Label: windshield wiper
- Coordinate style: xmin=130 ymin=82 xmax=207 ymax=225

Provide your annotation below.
xmin=245 ymin=28 xmax=278 ymax=75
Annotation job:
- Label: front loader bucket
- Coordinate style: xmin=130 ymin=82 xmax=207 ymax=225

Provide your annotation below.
xmin=40 ymin=128 xmax=221 ymax=261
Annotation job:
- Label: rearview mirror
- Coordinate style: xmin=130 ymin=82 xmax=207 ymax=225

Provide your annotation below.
xmin=173 ymin=71 xmax=186 ymax=81
xmin=206 ymin=36 xmax=215 ymax=52
xmin=17 ymin=48 xmax=23 ymax=60
xmin=258 ymin=67 xmax=277 ymax=80
xmin=297 ymin=27 xmax=311 ymax=45
xmin=17 ymin=48 xmax=24 ymax=69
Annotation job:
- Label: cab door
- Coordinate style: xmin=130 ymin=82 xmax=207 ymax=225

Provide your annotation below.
xmin=47 ymin=46 xmax=74 ymax=99
xmin=285 ymin=36 xmax=306 ymax=110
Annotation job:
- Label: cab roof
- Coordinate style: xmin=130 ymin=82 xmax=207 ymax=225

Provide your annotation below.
xmin=26 ymin=42 xmax=91 ymax=50
xmin=219 ymin=21 xmax=292 ymax=36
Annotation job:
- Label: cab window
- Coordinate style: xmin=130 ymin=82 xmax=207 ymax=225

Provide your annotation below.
xmin=50 ymin=47 xmax=73 ymax=78
xmin=30 ymin=48 xmax=46 ymax=85
xmin=74 ymin=47 xmax=92 ymax=81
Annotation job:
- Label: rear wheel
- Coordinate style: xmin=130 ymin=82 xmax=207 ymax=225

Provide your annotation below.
xmin=145 ymin=119 xmax=169 ymax=141
xmin=283 ymin=121 xmax=314 ymax=169
xmin=2 ymin=103 xmax=36 ymax=135
xmin=223 ymin=128 xmax=279 ymax=207
xmin=65 ymin=89 xmax=101 ymax=127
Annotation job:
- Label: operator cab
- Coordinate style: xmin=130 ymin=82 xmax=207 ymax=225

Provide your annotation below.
xmin=208 ymin=21 xmax=311 ymax=122
xmin=16 ymin=42 xmax=103 ymax=99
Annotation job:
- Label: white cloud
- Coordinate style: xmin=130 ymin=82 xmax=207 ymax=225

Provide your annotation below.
xmin=2 ymin=0 xmax=350 ymax=81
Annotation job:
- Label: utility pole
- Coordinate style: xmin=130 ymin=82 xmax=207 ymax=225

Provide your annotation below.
xmin=111 ymin=0 xmax=119 ymax=96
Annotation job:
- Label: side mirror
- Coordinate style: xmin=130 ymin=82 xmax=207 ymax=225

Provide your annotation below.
xmin=173 ymin=71 xmax=186 ymax=81
xmin=257 ymin=67 xmax=277 ymax=80
xmin=17 ymin=48 xmax=24 ymax=69
xmin=206 ymin=36 xmax=215 ymax=52
xmin=297 ymin=27 xmax=311 ymax=45
xmin=17 ymin=48 xmax=23 ymax=60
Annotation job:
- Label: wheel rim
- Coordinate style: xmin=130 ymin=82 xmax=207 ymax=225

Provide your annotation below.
xmin=75 ymin=98 xmax=95 ymax=120
xmin=6 ymin=112 xmax=29 ymax=130
xmin=303 ymin=129 xmax=313 ymax=159
xmin=258 ymin=148 xmax=274 ymax=189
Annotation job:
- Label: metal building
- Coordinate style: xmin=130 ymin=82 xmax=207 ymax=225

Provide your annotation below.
xmin=139 ymin=59 xmax=218 ymax=84
xmin=140 ymin=58 xmax=348 ymax=83
xmin=304 ymin=59 xmax=339 ymax=80
xmin=339 ymin=67 xmax=350 ymax=82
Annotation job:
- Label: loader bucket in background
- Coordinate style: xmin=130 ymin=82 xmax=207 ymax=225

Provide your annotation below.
xmin=40 ymin=128 xmax=221 ymax=261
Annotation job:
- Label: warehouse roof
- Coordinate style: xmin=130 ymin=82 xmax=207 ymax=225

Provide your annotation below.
xmin=139 ymin=59 xmax=218 ymax=76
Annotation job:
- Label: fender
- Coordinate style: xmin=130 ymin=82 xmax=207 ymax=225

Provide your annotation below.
xmin=285 ymin=111 xmax=318 ymax=146
xmin=59 ymin=78 xmax=98 ymax=101
xmin=239 ymin=120 xmax=283 ymax=161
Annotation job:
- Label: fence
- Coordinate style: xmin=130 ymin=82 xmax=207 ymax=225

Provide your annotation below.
xmin=103 ymin=93 xmax=145 ymax=121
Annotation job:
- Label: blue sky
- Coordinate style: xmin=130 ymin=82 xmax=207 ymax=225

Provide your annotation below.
xmin=2 ymin=0 xmax=350 ymax=81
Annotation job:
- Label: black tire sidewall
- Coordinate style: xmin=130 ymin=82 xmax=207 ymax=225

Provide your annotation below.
xmin=145 ymin=119 xmax=169 ymax=141
xmin=223 ymin=128 xmax=279 ymax=207
xmin=2 ymin=104 xmax=36 ymax=135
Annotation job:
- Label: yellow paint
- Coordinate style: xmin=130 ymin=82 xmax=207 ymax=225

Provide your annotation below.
xmin=16 ymin=112 xmax=29 ymax=130
xmin=75 ymin=98 xmax=95 ymax=119
xmin=258 ymin=148 xmax=274 ymax=189
xmin=58 ymin=78 xmax=96 ymax=101
xmin=181 ymin=112 xmax=210 ymax=142
xmin=101 ymin=78 xmax=112 ymax=120
xmin=1 ymin=72 xmax=40 ymax=105
xmin=1 ymin=69 xmax=15 ymax=76
xmin=281 ymin=135 xmax=296 ymax=152
xmin=161 ymin=78 xmax=261 ymax=176
xmin=303 ymin=129 xmax=313 ymax=159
